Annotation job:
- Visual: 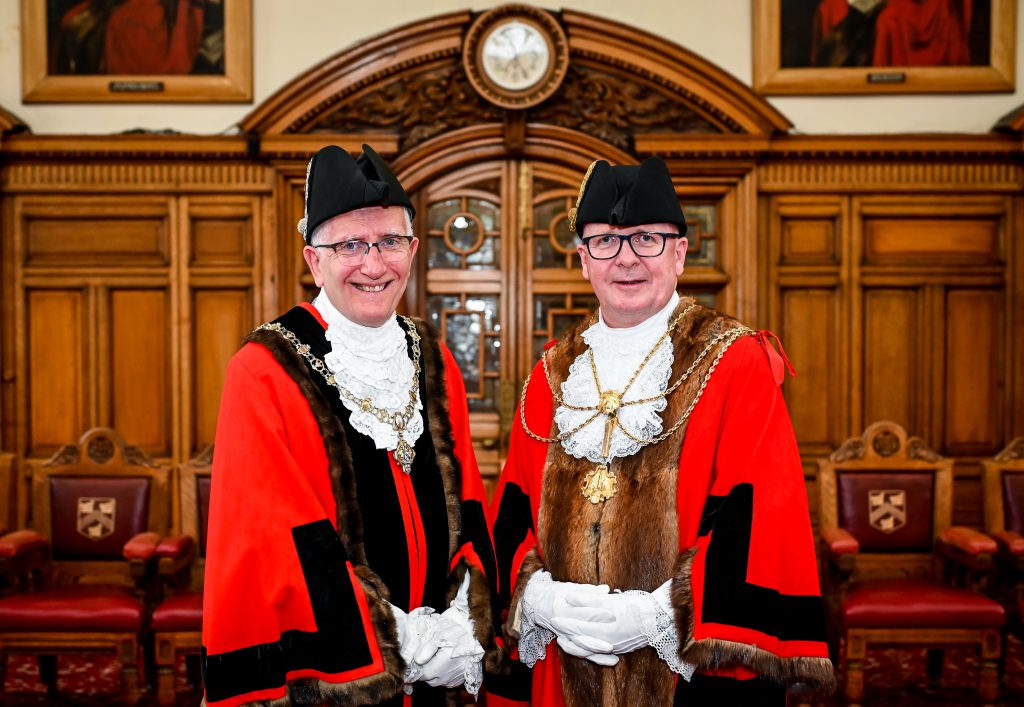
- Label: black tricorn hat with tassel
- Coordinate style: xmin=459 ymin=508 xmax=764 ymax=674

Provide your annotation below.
xmin=297 ymin=144 xmax=415 ymax=243
xmin=568 ymin=156 xmax=686 ymax=236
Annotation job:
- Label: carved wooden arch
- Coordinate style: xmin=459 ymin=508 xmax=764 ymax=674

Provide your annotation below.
xmin=0 ymin=104 xmax=28 ymax=135
xmin=241 ymin=8 xmax=791 ymax=156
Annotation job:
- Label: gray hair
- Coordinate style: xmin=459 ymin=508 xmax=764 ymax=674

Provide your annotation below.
xmin=309 ymin=207 xmax=415 ymax=246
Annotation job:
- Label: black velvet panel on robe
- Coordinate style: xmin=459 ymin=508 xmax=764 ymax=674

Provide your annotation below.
xmin=275 ymin=307 xmax=452 ymax=706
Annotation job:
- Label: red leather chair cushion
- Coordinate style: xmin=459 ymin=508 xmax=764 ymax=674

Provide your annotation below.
xmin=843 ymin=578 xmax=1006 ymax=628
xmin=1003 ymin=471 xmax=1024 ymax=535
xmin=197 ymin=475 xmax=212 ymax=558
xmin=152 ymin=592 xmax=203 ymax=632
xmin=837 ymin=471 xmax=934 ymax=551
xmin=50 ymin=477 xmax=150 ymax=560
xmin=0 ymin=586 xmax=143 ymax=631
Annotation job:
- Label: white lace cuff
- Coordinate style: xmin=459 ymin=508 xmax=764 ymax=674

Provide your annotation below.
xmin=517 ymin=571 xmax=557 ymax=667
xmin=636 ymin=582 xmax=695 ymax=681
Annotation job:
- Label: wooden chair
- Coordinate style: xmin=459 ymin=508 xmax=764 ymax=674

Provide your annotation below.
xmin=982 ymin=437 xmax=1024 ymax=638
xmin=818 ymin=421 xmax=1005 ymax=706
xmin=0 ymin=428 xmax=170 ymax=703
xmin=152 ymin=446 xmax=210 ymax=705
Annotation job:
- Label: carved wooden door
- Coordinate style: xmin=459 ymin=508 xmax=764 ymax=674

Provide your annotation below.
xmin=415 ymin=156 xmax=728 ymax=494
xmin=416 ymin=159 xmax=596 ymax=490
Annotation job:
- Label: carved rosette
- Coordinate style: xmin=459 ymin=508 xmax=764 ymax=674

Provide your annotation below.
xmin=872 ymin=430 xmax=901 ymax=458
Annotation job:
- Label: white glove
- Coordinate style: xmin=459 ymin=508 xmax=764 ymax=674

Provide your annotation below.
xmin=406 ymin=574 xmax=486 ymax=695
xmin=548 ymin=579 xmax=693 ymax=679
xmin=550 ymin=588 xmax=659 ymax=655
xmin=520 ymin=570 xmax=619 ymax=666
xmin=390 ymin=602 xmax=442 ymax=686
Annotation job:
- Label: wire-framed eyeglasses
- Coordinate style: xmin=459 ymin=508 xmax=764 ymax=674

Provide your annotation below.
xmin=314 ymin=235 xmax=414 ymax=262
xmin=580 ymin=232 xmax=680 ymax=260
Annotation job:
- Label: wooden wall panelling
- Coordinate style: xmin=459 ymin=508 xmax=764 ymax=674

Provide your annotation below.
xmin=180 ymin=196 xmax=262 ymax=462
xmin=108 ymin=287 xmax=172 ymax=456
xmin=14 ymin=196 xmax=174 ymax=464
xmin=0 ymin=452 xmax=12 ymax=532
xmin=766 ymin=194 xmax=849 ymax=526
xmin=852 ymin=194 xmax=1011 ymax=527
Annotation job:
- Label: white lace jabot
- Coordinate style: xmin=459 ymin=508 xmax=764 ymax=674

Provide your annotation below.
xmin=312 ymin=290 xmax=424 ymax=453
xmin=554 ymin=293 xmax=680 ymax=463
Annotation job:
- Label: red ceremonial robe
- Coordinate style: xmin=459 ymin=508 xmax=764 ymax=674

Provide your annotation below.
xmin=489 ymin=300 xmax=835 ymax=706
xmin=202 ymin=303 xmax=499 ymax=707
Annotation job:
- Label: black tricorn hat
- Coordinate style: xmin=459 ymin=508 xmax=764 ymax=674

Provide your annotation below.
xmin=569 ymin=157 xmax=686 ymax=236
xmin=297 ymin=144 xmax=415 ymax=242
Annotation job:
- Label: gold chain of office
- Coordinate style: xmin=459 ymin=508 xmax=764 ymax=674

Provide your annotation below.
xmin=258 ymin=318 xmax=422 ymax=473
xmin=518 ymin=305 xmax=752 ymax=450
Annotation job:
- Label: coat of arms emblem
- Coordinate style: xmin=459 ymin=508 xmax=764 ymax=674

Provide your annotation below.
xmin=868 ymin=489 xmax=906 ymax=533
xmin=77 ymin=497 xmax=117 ymax=540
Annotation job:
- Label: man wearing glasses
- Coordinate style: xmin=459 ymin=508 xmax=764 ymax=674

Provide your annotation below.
xmin=490 ymin=157 xmax=834 ymax=705
xmin=202 ymin=145 xmax=498 ymax=706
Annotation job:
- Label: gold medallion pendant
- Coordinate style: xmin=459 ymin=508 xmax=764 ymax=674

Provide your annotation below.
xmin=581 ymin=463 xmax=617 ymax=504
xmin=395 ymin=438 xmax=415 ymax=474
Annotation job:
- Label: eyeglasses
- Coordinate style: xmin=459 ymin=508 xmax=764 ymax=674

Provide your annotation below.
xmin=580 ymin=232 xmax=680 ymax=260
xmin=314 ymin=236 xmax=414 ymax=262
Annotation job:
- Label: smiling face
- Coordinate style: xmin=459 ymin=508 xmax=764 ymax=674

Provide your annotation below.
xmin=578 ymin=221 xmax=687 ymax=328
xmin=302 ymin=206 xmax=418 ymax=327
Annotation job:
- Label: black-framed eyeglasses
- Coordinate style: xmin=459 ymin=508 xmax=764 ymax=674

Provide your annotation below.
xmin=314 ymin=235 xmax=414 ymax=262
xmin=580 ymin=232 xmax=680 ymax=260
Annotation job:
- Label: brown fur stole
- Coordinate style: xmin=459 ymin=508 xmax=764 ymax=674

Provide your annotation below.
xmin=532 ymin=298 xmax=741 ymax=707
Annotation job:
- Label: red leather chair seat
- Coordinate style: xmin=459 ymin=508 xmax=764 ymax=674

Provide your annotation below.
xmin=152 ymin=592 xmax=202 ymax=632
xmin=844 ymin=578 xmax=1006 ymax=628
xmin=0 ymin=586 xmax=143 ymax=631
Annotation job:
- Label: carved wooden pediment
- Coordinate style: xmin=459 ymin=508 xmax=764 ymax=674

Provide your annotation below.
xmin=241 ymin=7 xmax=789 ymax=152
xmin=311 ymin=61 xmax=722 ymax=153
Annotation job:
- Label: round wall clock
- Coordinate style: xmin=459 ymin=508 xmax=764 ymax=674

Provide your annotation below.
xmin=463 ymin=5 xmax=569 ymax=110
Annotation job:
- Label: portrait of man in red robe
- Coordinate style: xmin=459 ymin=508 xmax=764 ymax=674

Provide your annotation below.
xmin=780 ymin=0 xmax=991 ymax=69
xmin=47 ymin=0 xmax=226 ymax=76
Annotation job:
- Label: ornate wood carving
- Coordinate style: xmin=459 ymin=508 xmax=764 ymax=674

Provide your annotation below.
xmin=313 ymin=64 xmax=502 ymax=151
xmin=242 ymin=8 xmax=786 ymax=140
xmin=530 ymin=65 xmax=720 ymax=152
xmin=995 ymin=437 xmax=1024 ymax=462
xmin=832 ymin=438 xmax=866 ymax=463
xmin=312 ymin=61 xmax=722 ymax=153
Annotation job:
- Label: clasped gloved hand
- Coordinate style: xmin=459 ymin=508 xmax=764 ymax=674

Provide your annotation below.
xmin=547 ymin=579 xmax=673 ymax=656
xmin=521 ymin=570 xmax=620 ymax=666
xmin=392 ymin=573 xmax=485 ymax=694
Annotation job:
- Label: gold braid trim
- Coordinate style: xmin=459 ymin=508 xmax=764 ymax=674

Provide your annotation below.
xmin=567 ymin=160 xmax=599 ymax=232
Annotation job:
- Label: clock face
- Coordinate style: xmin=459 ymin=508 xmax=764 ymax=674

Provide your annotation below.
xmin=481 ymin=20 xmax=551 ymax=91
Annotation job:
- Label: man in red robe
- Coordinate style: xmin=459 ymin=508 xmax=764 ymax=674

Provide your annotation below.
xmin=489 ymin=157 xmax=835 ymax=705
xmin=202 ymin=145 xmax=499 ymax=706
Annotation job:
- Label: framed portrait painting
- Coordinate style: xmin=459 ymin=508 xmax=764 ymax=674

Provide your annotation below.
xmin=21 ymin=0 xmax=252 ymax=102
xmin=754 ymin=0 xmax=1016 ymax=94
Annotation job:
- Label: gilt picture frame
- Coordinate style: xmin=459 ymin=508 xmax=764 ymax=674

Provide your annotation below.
xmin=21 ymin=0 xmax=252 ymax=103
xmin=753 ymin=0 xmax=1016 ymax=95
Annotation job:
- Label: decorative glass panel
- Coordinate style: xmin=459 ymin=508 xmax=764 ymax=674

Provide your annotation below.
xmin=426 ymin=196 xmax=501 ymax=270
xmin=683 ymin=204 xmax=717 ymax=268
xmin=531 ymin=293 xmax=599 ymax=360
xmin=532 ymin=184 xmax=579 ymax=270
xmin=427 ymin=294 xmax=501 ymax=413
